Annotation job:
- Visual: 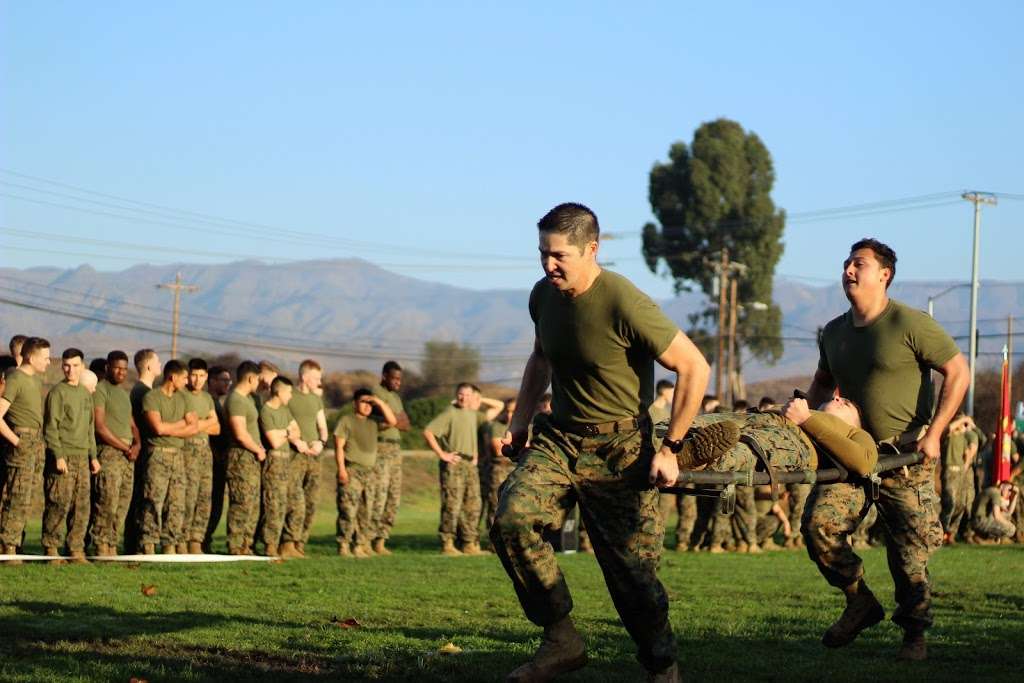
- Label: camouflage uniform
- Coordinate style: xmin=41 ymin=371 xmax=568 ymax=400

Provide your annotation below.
xmin=42 ymin=381 xmax=97 ymax=553
xmin=336 ymin=462 xmax=374 ymax=547
xmin=226 ymin=447 xmax=262 ymax=551
xmin=480 ymin=421 xmax=516 ymax=530
xmin=296 ymin=450 xmax=321 ymax=545
xmin=851 ymin=504 xmax=878 ymax=547
xmin=369 ymin=441 xmax=402 ymax=541
xmin=203 ymin=396 xmax=229 ymax=550
xmin=0 ymin=429 xmax=44 ymax=549
xmin=139 ymin=446 xmax=186 ymax=547
xmin=785 ymin=483 xmax=812 ymax=543
xmin=970 ymin=487 xmax=1015 ymax=540
xmin=182 ymin=436 xmax=214 ymax=544
xmin=939 ymin=430 xmax=967 ymax=534
xmin=262 ymin=448 xmax=304 ymax=546
xmin=659 ymin=488 xmax=697 ymax=550
xmin=491 ymin=418 xmax=674 ymax=673
xmin=90 ymin=445 xmax=134 ymax=549
xmin=439 ymin=459 xmax=483 ymax=545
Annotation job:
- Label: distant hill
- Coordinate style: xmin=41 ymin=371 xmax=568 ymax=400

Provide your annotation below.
xmin=1 ymin=259 xmax=1021 ymax=384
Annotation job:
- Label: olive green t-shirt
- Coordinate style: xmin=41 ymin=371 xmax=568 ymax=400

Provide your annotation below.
xmin=130 ymin=381 xmax=154 ymax=440
xmin=372 ymin=384 xmax=405 ymax=442
xmin=529 ymin=270 xmax=678 ymax=424
xmin=942 ymin=430 xmax=967 ymax=468
xmin=334 ymin=414 xmax=379 ymax=468
xmin=95 ymin=379 xmax=133 ymax=443
xmin=143 ymin=388 xmax=187 ymax=449
xmin=818 ymin=299 xmax=960 ymax=442
xmin=287 ymin=390 xmax=324 ymax=443
xmin=226 ymin=390 xmax=260 ymax=448
xmin=44 ymin=381 xmax=96 ymax=457
xmin=1 ymin=368 xmax=44 ymax=430
xmin=649 ymin=401 xmax=671 ymax=426
xmin=260 ymin=402 xmax=293 ymax=449
xmin=426 ymin=406 xmax=485 ymax=457
xmin=184 ymin=390 xmax=216 ymax=444
xmin=975 ymin=487 xmax=1002 ymax=519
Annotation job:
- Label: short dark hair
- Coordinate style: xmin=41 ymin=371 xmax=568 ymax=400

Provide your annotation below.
xmin=258 ymin=360 xmax=280 ymax=374
xmin=656 ymin=379 xmax=674 ymax=393
xmin=164 ymin=359 xmax=187 ymax=379
xmin=382 ymin=360 xmax=402 ymax=374
xmin=62 ymin=347 xmax=84 ymax=361
xmin=849 ymin=238 xmax=897 ymax=288
xmin=20 ymin=337 xmax=50 ymax=360
xmin=537 ymin=202 xmax=600 ymax=250
xmin=237 ymin=360 xmax=260 ymax=382
xmin=270 ymin=376 xmax=293 ymax=396
xmin=209 ymin=365 xmax=229 ymax=378
xmin=134 ymin=348 xmax=157 ymax=373
xmin=732 ymin=399 xmax=749 ymax=412
xmin=9 ymin=335 xmax=27 ymax=356
xmin=353 ymin=387 xmax=373 ymax=401
xmin=107 ymin=350 xmax=129 ymax=365
xmin=456 ymin=382 xmax=475 ymax=394
xmin=188 ymin=357 xmax=208 ymax=372
xmin=758 ymin=396 xmax=776 ymax=409
xmin=88 ymin=358 xmax=107 ymax=375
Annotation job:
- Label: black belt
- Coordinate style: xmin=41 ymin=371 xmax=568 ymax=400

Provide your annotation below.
xmin=556 ymin=415 xmax=647 ymax=437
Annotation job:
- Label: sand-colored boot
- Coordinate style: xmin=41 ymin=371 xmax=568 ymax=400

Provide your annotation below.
xmin=176 ymin=543 xmax=188 ymax=554
xmin=161 ymin=544 xmax=177 ymax=555
xmin=187 ymin=541 xmax=203 ymax=555
xmin=265 ymin=543 xmax=280 ymax=557
xmin=506 ymin=616 xmax=587 ymax=682
xmin=372 ymin=538 xmax=392 ymax=556
xmin=69 ymin=549 xmax=89 ymax=565
xmin=279 ymin=541 xmax=303 ymax=559
xmin=337 ymin=543 xmax=352 ymax=557
xmin=142 ymin=543 xmax=156 ymax=555
xmin=440 ymin=538 xmax=462 ymax=556
xmin=896 ymin=629 xmax=927 ymax=661
xmin=822 ymin=581 xmax=885 ymax=648
xmin=295 ymin=541 xmax=306 ymax=556
xmin=461 ymin=541 xmax=492 ymax=556
xmin=44 ymin=547 xmax=66 ymax=566
xmin=352 ymin=543 xmax=372 ymax=558
xmin=3 ymin=544 xmax=24 ymax=565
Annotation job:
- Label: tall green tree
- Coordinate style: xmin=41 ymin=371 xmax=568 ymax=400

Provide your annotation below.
xmin=641 ymin=118 xmax=785 ymax=367
xmin=420 ymin=340 xmax=480 ymax=393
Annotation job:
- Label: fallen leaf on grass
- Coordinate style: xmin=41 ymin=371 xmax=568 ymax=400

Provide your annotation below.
xmin=330 ymin=616 xmax=362 ymax=629
xmin=438 ymin=642 xmax=462 ymax=655
xmin=141 ymin=584 xmax=157 ymax=597
xmin=129 ymin=677 xmax=149 ymax=683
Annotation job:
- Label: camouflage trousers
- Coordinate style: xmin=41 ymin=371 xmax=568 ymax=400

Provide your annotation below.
xmin=711 ymin=485 xmax=758 ymax=547
xmin=941 ymin=463 xmax=974 ymax=536
xmin=691 ymin=411 xmax=814 ymax=473
xmin=90 ymin=445 xmax=134 ymax=549
xmin=203 ymin=447 xmax=227 ymax=550
xmin=803 ymin=461 xmax=943 ymax=631
xmin=42 ymin=451 xmax=92 ymax=552
xmin=852 ymin=505 xmax=878 ymax=547
xmin=439 ymin=458 xmax=482 ymax=544
xmin=140 ymin=446 xmax=186 ymax=547
xmin=262 ymin=448 xmax=305 ymax=546
xmin=336 ymin=462 xmax=373 ymax=546
xmin=490 ymin=418 xmax=675 ymax=673
xmin=481 ymin=458 xmax=516 ymax=531
xmin=369 ymin=441 xmax=402 ymax=541
xmin=293 ymin=452 xmax=321 ymax=545
xmin=786 ymin=483 xmax=812 ymax=541
xmin=182 ymin=438 xmax=214 ymax=544
xmin=970 ymin=514 xmax=1014 ymax=540
xmin=659 ymin=489 xmax=697 ymax=549
xmin=226 ymin=447 xmax=262 ymax=552
xmin=0 ymin=429 xmax=44 ymax=548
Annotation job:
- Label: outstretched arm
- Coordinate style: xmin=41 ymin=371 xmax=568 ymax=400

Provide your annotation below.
xmin=653 ymin=331 xmax=711 ymax=486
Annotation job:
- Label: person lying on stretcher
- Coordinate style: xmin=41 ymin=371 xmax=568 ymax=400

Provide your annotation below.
xmin=671 ymin=395 xmax=879 ymax=476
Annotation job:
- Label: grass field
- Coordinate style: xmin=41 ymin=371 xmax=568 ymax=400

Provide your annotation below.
xmin=2 ymin=454 xmax=1022 ymax=682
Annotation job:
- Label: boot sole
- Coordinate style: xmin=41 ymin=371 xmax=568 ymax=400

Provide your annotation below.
xmin=506 ymin=651 xmax=588 ymax=683
xmin=822 ymin=603 xmax=885 ymax=648
xmin=682 ymin=421 xmax=741 ymax=468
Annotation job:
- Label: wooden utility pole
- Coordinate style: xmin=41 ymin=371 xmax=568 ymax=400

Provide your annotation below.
xmin=726 ymin=277 xmax=739 ymax=407
xmin=156 ymin=272 xmax=199 ymax=360
xmin=715 ymin=248 xmax=729 ymax=400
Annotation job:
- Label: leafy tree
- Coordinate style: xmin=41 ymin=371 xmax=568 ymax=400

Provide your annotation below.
xmin=642 ymin=118 xmax=785 ymax=367
xmin=420 ymin=340 xmax=480 ymax=394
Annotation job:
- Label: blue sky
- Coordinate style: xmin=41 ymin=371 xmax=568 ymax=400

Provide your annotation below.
xmin=2 ymin=1 xmax=1022 ymax=299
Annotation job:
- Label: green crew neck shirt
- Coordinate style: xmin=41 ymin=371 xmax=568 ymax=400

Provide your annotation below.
xmin=226 ymin=390 xmax=260 ymax=447
xmin=130 ymin=381 xmax=154 ymax=440
xmin=44 ymin=381 xmax=96 ymax=457
xmin=529 ymin=270 xmax=678 ymax=424
xmin=288 ymin=390 xmax=324 ymax=443
xmin=372 ymin=384 xmax=404 ymax=441
xmin=2 ymin=368 xmax=44 ymax=430
xmin=143 ymin=388 xmax=187 ymax=449
xmin=184 ymin=390 xmax=216 ymax=444
xmin=95 ymin=379 xmax=133 ymax=443
xmin=818 ymin=299 xmax=960 ymax=442
xmin=260 ymin=402 xmax=293 ymax=449
xmin=426 ymin=406 xmax=485 ymax=456
xmin=334 ymin=414 xmax=379 ymax=468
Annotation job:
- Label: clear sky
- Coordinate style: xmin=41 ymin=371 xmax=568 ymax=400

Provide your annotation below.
xmin=2 ymin=1 xmax=1022 ymax=299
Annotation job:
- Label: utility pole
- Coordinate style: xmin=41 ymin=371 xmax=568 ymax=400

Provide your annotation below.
xmin=715 ymin=248 xmax=729 ymax=400
xmin=963 ymin=191 xmax=997 ymax=416
xmin=156 ymin=272 xmax=199 ymax=360
xmin=726 ymin=276 xmax=739 ymax=406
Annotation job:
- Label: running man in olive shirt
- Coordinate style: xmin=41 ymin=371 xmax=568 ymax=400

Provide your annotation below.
xmin=805 ymin=238 xmax=969 ymax=661
xmin=42 ymin=348 xmax=100 ymax=563
xmin=140 ymin=360 xmax=199 ymax=554
xmin=225 ymin=361 xmax=266 ymax=555
xmin=181 ymin=358 xmax=221 ymax=554
xmin=335 ymin=388 xmax=396 ymax=557
xmin=0 ymin=336 xmax=50 ymax=561
xmin=90 ymin=350 xmax=141 ymax=556
xmin=492 ymin=203 xmax=709 ymax=683
xmin=286 ymin=359 xmax=329 ymax=556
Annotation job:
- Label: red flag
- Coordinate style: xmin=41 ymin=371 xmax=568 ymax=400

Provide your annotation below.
xmin=993 ymin=345 xmax=1012 ymax=484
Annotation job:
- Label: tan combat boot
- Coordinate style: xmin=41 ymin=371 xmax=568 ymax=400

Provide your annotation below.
xmin=822 ymin=581 xmax=885 ymax=648
xmin=506 ymin=616 xmax=587 ymax=683
xmin=337 ymin=543 xmax=352 ymax=558
xmin=646 ymin=662 xmax=681 ymax=683
xmin=440 ymin=538 xmax=461 ymax=556
xmin=897 ymin=629 xmax=927 ymax=661
xmin=372 ymin=538 xmax=392 ymax=556
xmin=142 ymin=543 xmax=156 ymax=555
xmin=3 ymin=544 xmax=23 ymax=565
xmin=265 ymin=543 xmax=280 ymax=557
xmin=461 ymin=542 xmax=492 ymax=556
xmin=69 ymin=550 xmax=89 ymax=565
xmin=187 ymin=541 xmax=203 ymax=555
xmin=279 ymin=541 xmax=303 ymax=559
xmin=228 ymin=546 xmax=244 ymax=556
xmin=578 ymin=535 xmax=593 ymax=554
xmin=44 ymin=547 xmax=66 ymax=566
xmin=352 ymin=543 xmax=372 ymax=559
xmin=295 ymin=541 xmax=306 ymax=556
xmin=176 ymin=543 xmax=188 ymax=554
xmin=161 ymin=544 xmax=176 ymax=555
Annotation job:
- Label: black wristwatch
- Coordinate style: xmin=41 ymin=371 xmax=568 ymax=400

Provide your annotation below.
xmin=661 ymin=437 xmax=685 ymax=454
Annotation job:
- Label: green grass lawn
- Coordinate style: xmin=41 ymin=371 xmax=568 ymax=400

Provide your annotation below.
xmin=2 ymin=454 xmax=1022 ymax=682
